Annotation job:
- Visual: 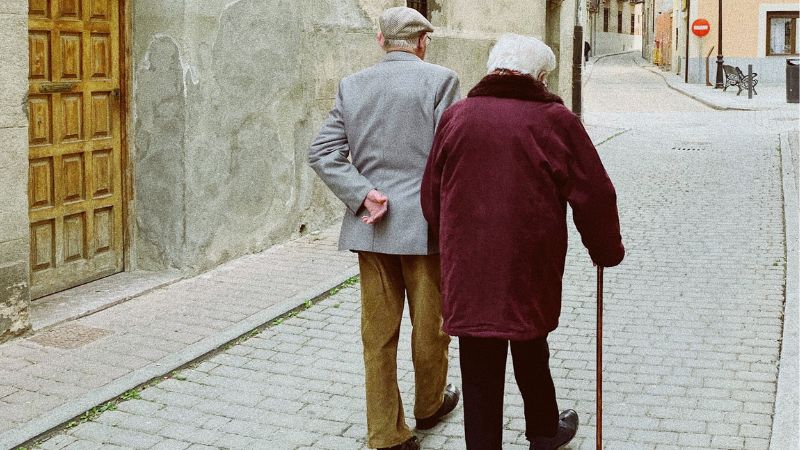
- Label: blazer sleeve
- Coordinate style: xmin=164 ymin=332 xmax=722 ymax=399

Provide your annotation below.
xmin=421 ymin=109 xmax=453 ymax=233
xmin=433 ymin=71 xmax=461 ymax=129
xmin=308 ymin=81 xmax=375 ymax=215
xmin=554 ymin=112 xmax=625 ymax=267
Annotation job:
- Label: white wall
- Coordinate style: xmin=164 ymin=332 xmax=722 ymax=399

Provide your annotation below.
xmin=594 ymin=31 xmax=643 ymax=55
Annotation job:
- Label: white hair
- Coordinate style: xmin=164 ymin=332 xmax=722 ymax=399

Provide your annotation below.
xmin=486 ymin=34 xmax=557 ymax=76
xmin=384 ymin=36 xmax=420 ymax=50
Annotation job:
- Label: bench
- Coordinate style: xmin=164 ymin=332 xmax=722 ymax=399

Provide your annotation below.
xmin=722 ymin=64 xmax=758 ymax=96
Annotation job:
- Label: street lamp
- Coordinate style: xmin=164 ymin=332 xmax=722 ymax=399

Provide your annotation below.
xmin=714 ymin=0 xmax=724 ymax=88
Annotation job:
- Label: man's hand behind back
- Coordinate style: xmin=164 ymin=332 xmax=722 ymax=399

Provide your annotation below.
xmin=362 ymin=189 xmax=389 ymax=224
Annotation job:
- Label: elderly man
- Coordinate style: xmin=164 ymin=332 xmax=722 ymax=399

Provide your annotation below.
xmin=421 ymin=34 xmax=625 ymax=450
xmin=308 ymin=7 xmax=461 ymax=450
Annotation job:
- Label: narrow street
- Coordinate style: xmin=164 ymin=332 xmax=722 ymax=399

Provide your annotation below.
xmin=25 ymin=54 xmax=797 ymax=450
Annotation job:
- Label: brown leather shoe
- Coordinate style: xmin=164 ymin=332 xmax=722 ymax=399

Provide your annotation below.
xmin=378 ymin=436 xmax=420 ymax=450
xmin=415 ymin=384 xmax=460 ymax=430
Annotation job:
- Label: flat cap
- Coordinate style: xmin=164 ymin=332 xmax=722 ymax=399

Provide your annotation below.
xmin=379 ymin=7 xmax=434 ymax=40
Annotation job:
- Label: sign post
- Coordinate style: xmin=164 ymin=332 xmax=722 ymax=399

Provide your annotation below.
xmin=691 ymin=19 xmax=710 ymax=84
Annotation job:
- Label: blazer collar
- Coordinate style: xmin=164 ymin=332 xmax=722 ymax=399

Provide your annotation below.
xmin=468 ymin=74 xmax=564 ymax=104
xmin=382 ymin=51 xmax=422 ymax=63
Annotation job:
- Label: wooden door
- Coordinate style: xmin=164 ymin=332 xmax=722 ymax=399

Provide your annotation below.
xmin=28 ymin=0 xmax=124 ymax=299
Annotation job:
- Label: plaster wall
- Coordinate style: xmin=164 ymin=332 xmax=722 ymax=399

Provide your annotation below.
xmin=131 ymin=0 xmax=556 ymax=273
xmin=698 ymin=0 xmax=798 ymax=58
xmin=675 ymin=0 xmax=798 ymax=82
xmin=614 ymin=1 xmax=631 ymax=34
xmin=655 ymin=10 xmax=675 ymax=66
xmin=427 ymin=0 xmax=547 ymax=37
xmin=0 ymin=0 xmax=31 ymax=341
xmin=603 ymin=0 xmax=628 ymax=33
xmin=635 ymin=3 xmax=643 ymax=35
xmin=643 ymin=0 xmax=656 ymax=60
xmin=672 ymin=0 xmax=684 ymax=71
xmin=681 ymin=55 xmax=794 ymax=82
xmin=546 ymin=0 xmax=580 ymax=111
xmin=589 ymin=0 xmax=643 ymax=56
xmin=594 ymin=30 xmax=643 ymax=54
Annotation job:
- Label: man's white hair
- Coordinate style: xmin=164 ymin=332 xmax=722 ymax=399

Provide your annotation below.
xmin=486 ymin=33 xmax=557 ymax=76
xmin=384 ymin=36 xmax=420 ymax=50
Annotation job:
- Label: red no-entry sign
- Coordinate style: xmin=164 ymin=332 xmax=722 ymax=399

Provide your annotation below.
xmin=692 ymin=19 xmax=711 ymax=37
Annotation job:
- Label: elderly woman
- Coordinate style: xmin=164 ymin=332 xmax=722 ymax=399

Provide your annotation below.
xmin=421 ymin=34 xmax=624 ymax=449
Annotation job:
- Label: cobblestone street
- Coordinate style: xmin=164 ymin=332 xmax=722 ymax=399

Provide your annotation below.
xmin=11 ymin=54 xmax=799 ymax=450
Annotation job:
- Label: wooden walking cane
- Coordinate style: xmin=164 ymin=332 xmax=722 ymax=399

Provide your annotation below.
xmin=596 ymin=266 xmax=604 ymax=450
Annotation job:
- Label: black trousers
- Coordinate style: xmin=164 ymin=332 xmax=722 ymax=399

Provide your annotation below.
xmin=459 ymin=336 xmax=559 ymax=450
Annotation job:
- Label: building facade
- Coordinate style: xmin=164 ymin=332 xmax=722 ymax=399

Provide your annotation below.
xmin=654 ymin=9 xmax=674 ymax=67
xmin=587 ymin=0 xmax=644 ymax=57
xmin=0 ymin=0 xmax=582 ymax=342
xmin=662 ymin=0 xmax=798 ymax=83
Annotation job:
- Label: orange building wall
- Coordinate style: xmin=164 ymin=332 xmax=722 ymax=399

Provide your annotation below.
xmin=656 ymin=11 xmax=674 ymax=64
xmin=697 ymin=0 xmax=798 ymax=57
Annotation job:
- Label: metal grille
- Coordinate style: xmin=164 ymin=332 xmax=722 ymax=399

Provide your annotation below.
xmin=407 ymin=1 xmax=429 ymax=18
xmin=28 ymin=323 xmax=112 ymax=349
xmin=671 ymin=142 xmax=711 ymax=152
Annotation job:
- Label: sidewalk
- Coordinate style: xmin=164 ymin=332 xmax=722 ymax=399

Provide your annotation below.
xmin=2 ymin=53 xmax=797 ymax=450
xmin=639 ymin=60 xmax=797 ymax=112
xmin=0 ymin=226 xmax=358 ymax=449
xmin=20 ymin=104 xmax=796 ymax=448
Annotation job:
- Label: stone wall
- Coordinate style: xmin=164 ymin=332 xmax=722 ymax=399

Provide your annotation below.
xmin=130 ymin=0 xmax=561 ymax=273
xmin=428 ymin=0 xmax=547 ymax=36
xmin=0 ymin=0 xmax=31 ymax=342
xmin=0 ymin=0 xmax=575 ymax=339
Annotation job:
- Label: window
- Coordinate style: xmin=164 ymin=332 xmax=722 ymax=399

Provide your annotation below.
xmin=618 ymin=11 xmax=623 ymax=33
xmin=631 ymin=14 xmax=636 ymax=34
xmin=604 ymin=8 xmax=610 ymax=32
xmin=407 ymin=1 xmax=429 ymax=18
xmin=767 ymin=11 xmax=798 ymax=55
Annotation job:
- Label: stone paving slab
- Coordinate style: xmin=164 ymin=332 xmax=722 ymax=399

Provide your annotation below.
xmin=22 ymin=53 xmax=797 ymax=450
xmin=29 ymin=270 xmax=183 ymax=331
xmin=0 ymin=226 xmax=358 ymax=449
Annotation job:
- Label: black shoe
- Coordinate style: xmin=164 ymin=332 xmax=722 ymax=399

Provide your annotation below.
xmin=529 ymin=409 xmax=579 ymax=450
xmin=415 ymin=384 xmax=460 ymax=430
xmin=379 ymin=436 xmax=420 ymax=450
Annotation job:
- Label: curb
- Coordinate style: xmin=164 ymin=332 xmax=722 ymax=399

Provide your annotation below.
xmin=769 ymin=132 xmax=799 ymax=450
xmin=590 ymin=49 xmax=641 ymax=62
xmin=637 ymin=60 xmax=791 ymax=113
xmin=636 ymin=62 xmax=743 ymax=111
xmin=582 ymin=50 xmax=639 ymax=87
xmin=0 ymin=265 xmax=360 ymax=450
xmin=29 ymin=270 xmax=185 ymax=334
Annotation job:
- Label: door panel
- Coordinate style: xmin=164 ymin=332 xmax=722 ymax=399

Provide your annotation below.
xmin=28 ymin=0 xmax=123 ymax=299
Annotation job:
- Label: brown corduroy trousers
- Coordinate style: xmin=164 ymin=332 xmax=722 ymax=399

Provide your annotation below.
xmin=357 ymin=252 xmax=451 ymax=448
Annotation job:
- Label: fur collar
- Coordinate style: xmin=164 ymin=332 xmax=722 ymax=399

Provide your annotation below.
xmin=467 ymin=74 xmax=563 ymax=104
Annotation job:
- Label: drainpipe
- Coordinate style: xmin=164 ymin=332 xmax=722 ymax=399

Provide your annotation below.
xmin=573 ymin=26 xmax=583 ymax=118
xmin=573 ymin=0 xmax=584 ymax=118
xmin=684 ymin=0 xmax=690 ymax=83
xmin=643 ymin=1 xmax=648 ymax=59
xmin=652 ymin=0 xmax=656 ymax=60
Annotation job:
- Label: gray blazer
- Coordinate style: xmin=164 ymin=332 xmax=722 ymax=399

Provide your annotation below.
xmin=309 ymin=51 xmax=461 ymax=255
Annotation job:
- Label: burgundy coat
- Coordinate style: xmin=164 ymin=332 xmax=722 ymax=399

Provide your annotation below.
xmin=421 ymin=74 xmax=625 ymax=340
